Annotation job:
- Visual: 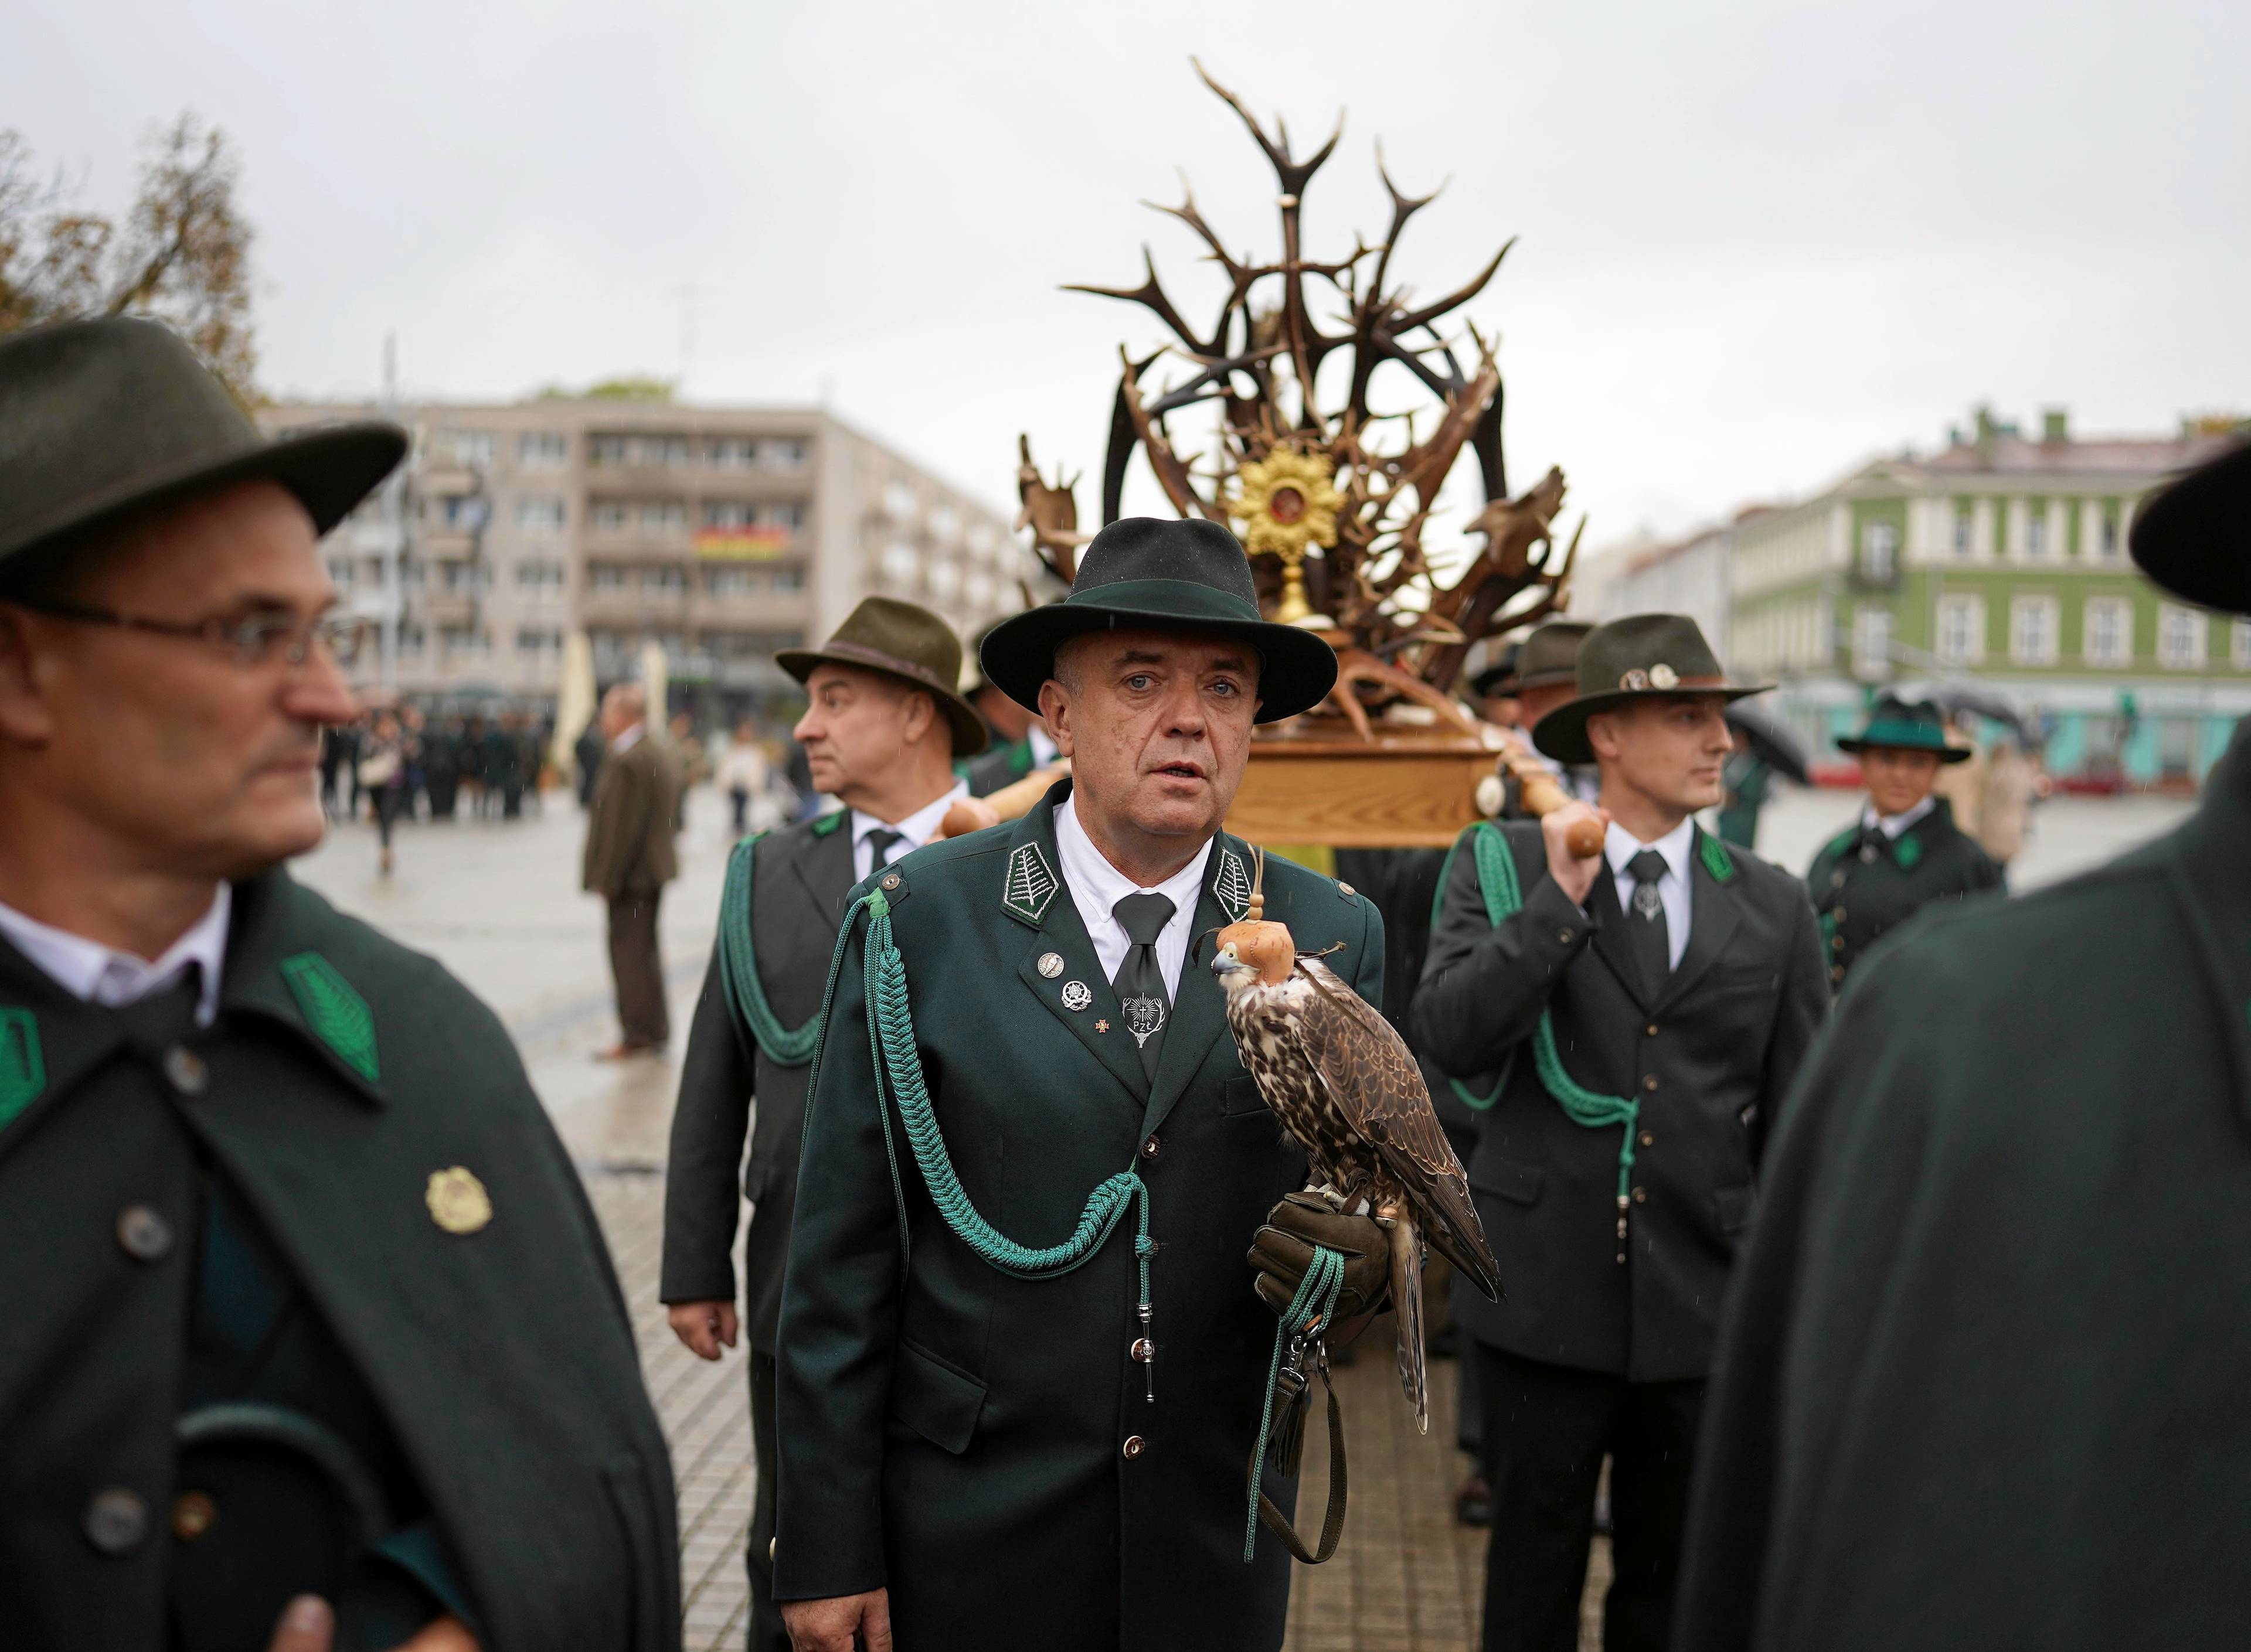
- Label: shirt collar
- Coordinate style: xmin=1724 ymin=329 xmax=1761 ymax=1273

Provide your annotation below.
xmin=1862 ymin=796 xmax=1937 ymax=838
xmin=1603 ymin=813 xmax=1697 ymax=881
xmin=854 ymin=780 xmax=969 ymax=854
xmin=1052 ymin=794 xmax=1214 ymax=923
xmin=0 ymin=883 xmax=231 ymax=1027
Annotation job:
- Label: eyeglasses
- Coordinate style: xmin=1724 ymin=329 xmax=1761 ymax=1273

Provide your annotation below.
xmin=9 ymin=597 xmax=371 ymax=670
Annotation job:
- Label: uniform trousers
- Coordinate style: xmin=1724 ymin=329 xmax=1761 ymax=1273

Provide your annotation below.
xmin=1471 ymin=1339 xmax=1704 ymax=1652
xmin=746 ymin=1349 xmax=787 ymax=1652
xmin=605 ymin=891 xmax=669 ymax=1048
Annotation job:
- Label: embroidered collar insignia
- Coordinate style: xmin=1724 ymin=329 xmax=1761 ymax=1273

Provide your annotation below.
xmin=1698 ymin=833 xmax=1738 ymax=883
xmin=1215 ymin=846 xmax=1254 ymax=922
xmin=0 ymin=1007 xmax=43 ymax=1131
xmin=1893 ymin=833 xmax=1924 ymax=870
xmin=1002 ymin=842 xmax=1060 ymax=925
xmin=278 ymin=953 xmax=379 ymax=1082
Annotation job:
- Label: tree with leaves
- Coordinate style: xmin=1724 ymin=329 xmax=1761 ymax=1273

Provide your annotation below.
xmin=0 ymin=113 xmax=256 ymax=397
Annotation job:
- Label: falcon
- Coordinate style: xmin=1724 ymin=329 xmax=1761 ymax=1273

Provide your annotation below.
xmin=1211 ymin=873 xmax=1502 ymax=1432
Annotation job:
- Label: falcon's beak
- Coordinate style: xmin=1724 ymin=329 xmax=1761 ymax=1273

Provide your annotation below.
xmin=1210 ymin=943 xmax=1246 ymax=983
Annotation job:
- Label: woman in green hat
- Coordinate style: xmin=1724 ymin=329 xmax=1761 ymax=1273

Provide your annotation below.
xmin=1805 ymin=694 xmax=2001 ymax=987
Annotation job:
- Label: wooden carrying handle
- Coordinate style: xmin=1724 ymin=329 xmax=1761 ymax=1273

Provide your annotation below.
xmin=1501 ymin=752 xmax=1606 ymax=859
xmin=933 ymin=763 xmax=1070 ymax=841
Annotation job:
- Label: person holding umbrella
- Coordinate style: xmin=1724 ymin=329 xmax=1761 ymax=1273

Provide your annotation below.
xmin=1804 ymin=694 xmax=2001 ymax=990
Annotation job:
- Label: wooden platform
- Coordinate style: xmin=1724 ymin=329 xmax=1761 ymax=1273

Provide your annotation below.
xmin=1226 ymin=730 xmax=1498 ymax=849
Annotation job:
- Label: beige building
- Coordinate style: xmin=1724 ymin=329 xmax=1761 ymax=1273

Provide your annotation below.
xmin=257 ymin=396 xmax=1021 ymax=709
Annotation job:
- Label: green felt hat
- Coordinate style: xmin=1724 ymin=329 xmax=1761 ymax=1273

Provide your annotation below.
xmin=776 ymin=597 xmax=989 ymax=757
xmin=977 ymin=516 xmax=1339 ymax=723
xmin=1837 ymin=694 xmax=1970 ymax=762
xmin=0 ymin=317 xmax=406 ymax=591
xmin=1531 ymin=613 xmax=1771 ymax=764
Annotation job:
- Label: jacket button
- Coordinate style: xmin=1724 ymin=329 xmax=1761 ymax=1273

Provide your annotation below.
xmin=1830 ymin=871 xmax=1846 ymax=888
xmin=171 ymin=1491 xmax=218 ymax=1542
xmin=1121 ymin=1435 xmax=1146 ymax=1459
xmin=880 ymin=873 xmax=901 ymax=891
xmin=1140 ymin=1137 xmax=1161 ymax=1161
xmin=1833 ymin=908 xmax=1847 ymax=922
xmin=1644 ymin=1024 xmax=1658 ymax=1037
xmin=162 ymin=1047 xmax=208 ymax=1095
xmin=1643 ymin=1075 xmax=1658 ymax=1092
xmin=1830 ymin=965 xmax=1846 ymax=983
xmin=84 ymin=1488 xmax=149 ymax=1554
xmin=1631 ymin=1186 xmax=1648 ymax=1204
xmin=1638 ymin=1130 xmax=1654 ymax=1147
xmin=115 ymin=1205 xmax=173 ymax=1262
xmin=1557 ymin=928 xmax=1574 ymax=944
xmin=1830 ymin=934 xmax=1845 ymax=952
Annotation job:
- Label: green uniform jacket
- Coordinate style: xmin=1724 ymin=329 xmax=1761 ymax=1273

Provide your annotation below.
xmin=773 ymin=783 xmax=1383 ymax=1651
xmin=1803 ymin=798 xmax=2001 ymax=988
xmin=1677 ymin=725 xmax=2251 ymax=1650
xmin=0 ymin=870 xmax=680 ymax=1651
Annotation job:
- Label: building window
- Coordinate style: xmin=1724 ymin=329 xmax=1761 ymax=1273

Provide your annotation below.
xmin=771 ymin=565 xmax=804 ymax=593
xmin=883 ymin=481 xmax=919 ymax=522
xmin=587 ymin=564 xmax=628 ymax=592
xmin=431 ymin=429 xmax=496 ymax=469
xmin=439 ymin=625 xmax=489 ymax=657
xmin=2083 ymin=597 xmax=2132 ymax=666
xmin=927 ymin=560 xmax=962 ymax=602
xmin=396 ymin=622 xmax=426 ymax=657
xmin=439 ymin=561 xmax=490 ymax=594
xmin=964 ymin=570 xmax=995 ymax=609
xmin=1951 ymin=508 xmax=1974 ymax=558
xmin=640 ymin=566 xmax=686 ymax=594
xmin=2025 ymin=503 xmax=2048 ymax=558
xmin=2009 ymin=595 xmax=2059 ymax=666
xmin=2233 ymin=620 xmax=2251 ymax=671
xmin=515 ymin=558 xmax=567 ymax=593
xmin=2158 ymin=602 xmax=2207 ymax=669
xmin=517 ymin=431 xmax=569 ymax=470
xmin=589 ymin=434 xmax=691 ymax=469
xmin=641 ymin=501 xmax=686 ymax=534
xmin=1935 ymin=594 xmax=1985 ymax=666
xmin=705 ymin=566 xmax=758 ymax=597
xmin=429 ymin=493 xmax=489 ymax=532
xmin=1852 ymin=606 xmax=1893 ymax=679
xmin=929 ymin=505 xmax=960 ymax=543
xmin=880 ymin=543 xmax=919 ymax=585
xmin=516 ymin=627 xmax=563 ymax=656
xmin=2097 ymin=509 xmax=2120 ymax=560
xmin=515 ymin=496 xmax=566 ymax=535
xmin=762 ymin=438 xmax=807 ymax=472
xmin=327 ymin=557 xmax=355 ymax=588
xmin=1858 ymin=521 xmax=1898 ymax=585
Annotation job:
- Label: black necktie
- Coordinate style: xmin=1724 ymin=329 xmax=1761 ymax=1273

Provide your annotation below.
xmin=863 ymin=827 xmax=903 ymax=880
xmin=110 ymin=970 xmax=203 ymax=1056
xmin=1626 ymin=849 xmax=1671 ymax=999
xmin=1110 ymin=893 xmax=1175 ymax=1082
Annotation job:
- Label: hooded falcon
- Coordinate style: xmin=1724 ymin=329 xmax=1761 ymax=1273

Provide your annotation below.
xmin=1212 ymin=876 xmax=1502 ymax=1432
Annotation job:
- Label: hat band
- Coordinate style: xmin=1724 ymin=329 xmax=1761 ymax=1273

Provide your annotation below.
xmin=815 ymin=638 xmax=954 ymax=698
xmin=1856 ymin=719 xmax=1948 ymax=747
xmin=1064 ymin=577 xmax=1264 ymax=625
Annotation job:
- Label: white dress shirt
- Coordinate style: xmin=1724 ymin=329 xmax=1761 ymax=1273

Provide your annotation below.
xmin=611 ymin=723 xmax=646 ymax=755
xmin=1862 ymin=796 xmax=1936 ymax=839
xmin=852 ymin=781 xmax=968 ymax=883
xmin=0 ymin=884 xmax=231 ymax=1028
xmin=1052 ymin=798 xmax=1213 ymax=999
xmin=1604 ymin=815 xmax=1695 ymax=970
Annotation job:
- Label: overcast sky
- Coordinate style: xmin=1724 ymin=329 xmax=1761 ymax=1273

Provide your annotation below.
xmin=11 ymin=0 xmax=2245 ymax=559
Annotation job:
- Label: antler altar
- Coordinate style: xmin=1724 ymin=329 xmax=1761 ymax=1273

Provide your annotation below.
xmin=1013 ymin=61 xmax=1584 ymax=731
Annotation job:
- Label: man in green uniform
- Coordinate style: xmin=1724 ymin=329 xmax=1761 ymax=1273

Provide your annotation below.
xmin=1804 ymin=694 xmax=2001 ymax=989
xmin=1674 ymin=441 xmax=2251 ymax=1650
xmin=0 ymin=318 xmax=678 ymax=1651
xmin=661 ymin=597 xmax=987 ymax=1652
xmin=773 ymin=517 xmax=1389 ymax=1652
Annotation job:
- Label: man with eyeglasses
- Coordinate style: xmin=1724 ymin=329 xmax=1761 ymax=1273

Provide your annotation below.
xmin=0 ymin=318 xmax=680 ymax=1651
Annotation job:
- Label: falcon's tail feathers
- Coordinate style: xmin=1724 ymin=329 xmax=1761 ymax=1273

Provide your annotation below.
xmin=1380 ymin=1207 xmax=1429 ymax=1435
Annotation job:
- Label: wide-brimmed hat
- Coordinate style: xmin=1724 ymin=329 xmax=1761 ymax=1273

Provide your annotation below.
xmin=2131 ymin=441 xmax=2251 ymax=613
xmin=1468 ymin=641 xmax=1520 ymax=701
xmin=1532 ymin=613 xmax=1771 ymax=764
xmin=1837 ymin=694 xmax=1970 ymax=763
xmin=978 ymin=516 xmax=1339 ymax=723
xmin=776 ymin=597 xmax=989 ymax=757
xmin=0 ymin=317 xmax=406 ymax=590
xmin=1485 ymin=618 xmax=1594 ymax=698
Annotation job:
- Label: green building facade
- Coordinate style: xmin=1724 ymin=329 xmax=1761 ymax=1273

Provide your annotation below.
xmin=1729 ymin=410 xmax=2251 ymax=785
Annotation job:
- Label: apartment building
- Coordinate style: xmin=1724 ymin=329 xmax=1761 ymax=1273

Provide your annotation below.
xmin=257 ymin=395 xmax=1020 ymax=717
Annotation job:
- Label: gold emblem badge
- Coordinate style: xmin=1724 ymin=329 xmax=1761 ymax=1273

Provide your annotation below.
xmin=425 ymin=1167 xmax=492 ymax=1235
xmin=1649 ymin=662 xmax=1679 ymax=689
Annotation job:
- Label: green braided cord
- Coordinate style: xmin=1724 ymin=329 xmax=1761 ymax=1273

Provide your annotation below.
xmin=718 ymin=835 xmax=822 ymax=1066
xmin=858 ymin=889 xmax=1155 ymax=1302
xmin=1451 ymin=823 xmax=1639 ymax=1201
xmin=1244 ymin=1244 xmax=1345 ymax=1563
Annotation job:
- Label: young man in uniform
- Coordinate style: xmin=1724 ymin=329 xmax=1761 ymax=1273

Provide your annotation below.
xmin=1413 ymin=613 xmax=1827 ymax=1652
xmin=1804 ymin=693 xmax=2001 ymax=989
xmin=661 ymin=597 xmax=987 ymax=1652
xmin=1675 ymin=442 xmax=2251 ymax=1648
xmin=0 ymin=318 xmax=678 ymax=1650
xmin=772 ymin=517 xmax=1392 ymax=1652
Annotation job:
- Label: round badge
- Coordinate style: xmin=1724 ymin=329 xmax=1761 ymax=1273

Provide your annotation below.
xmin=1620 ymin=669 xmax=1651 ymax=692
xmin=1037 ymin=952 xmax=1065 ymax=979
xmin=1649 ymin=662 xmax=1679 ymax=689
xmin=1061 ymin=980 xmax=1093 ymax=1012
xmin=425 ymin=1167 xmax=493 ymax=1235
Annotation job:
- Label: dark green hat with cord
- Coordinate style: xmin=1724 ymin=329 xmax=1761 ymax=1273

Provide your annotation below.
xmin=978 ymin=516 xmax=1339 ymax=722
xmin=1837 ymin=693 xmax=1970 ymax=763
xmin=0 ymin=316 xmax=406 ymax=593
xmin=776 ymin=596 xmax=989 ymax=757
xmin=1485 ymin=617 xmax=1594 ymax=698
xmin=1531 ymin=612 xmax=1771 ymax=764
xmin=2130 ymin=440 xmax=2251 ymax=614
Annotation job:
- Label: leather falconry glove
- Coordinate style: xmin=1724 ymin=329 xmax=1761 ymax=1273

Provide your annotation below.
xmin=1247 ymin=1191 xmax=1392 ymax=1326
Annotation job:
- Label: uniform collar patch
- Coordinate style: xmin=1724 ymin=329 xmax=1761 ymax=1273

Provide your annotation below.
xmin=810 ymin=809 xmax=845 ymax=839
xmin=1698 ymin=832 xmax=1737 ymax=883
xmin=278 ymin=953 xmax=379 ymax=1082
xmin=1003 ymin=842 xmax=1060 ymax=925
xmin=1893 ymin=832 xmax=1924 ymax=870
xmin=0 ymin=1007 xmax=43 ymax=1130
xmin=1215 ymin=846 xmax=1254 ymax=922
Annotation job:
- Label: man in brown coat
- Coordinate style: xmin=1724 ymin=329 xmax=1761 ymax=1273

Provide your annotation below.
xmin=582 ymin=682 xmax=680 ymax=1057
